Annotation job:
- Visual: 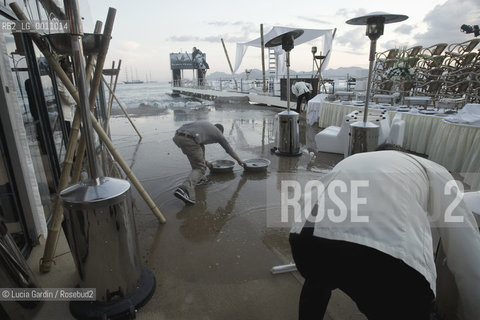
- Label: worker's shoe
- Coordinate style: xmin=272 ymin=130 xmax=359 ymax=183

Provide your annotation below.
xmin=174 ymin=187 xmax=195 ymax=205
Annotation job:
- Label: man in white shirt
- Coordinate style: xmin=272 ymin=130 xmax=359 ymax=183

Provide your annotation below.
xmin=289 ymin=149 xmax=480 ymax=320
xmin=291 ymin=81 xmax=313 ymax=113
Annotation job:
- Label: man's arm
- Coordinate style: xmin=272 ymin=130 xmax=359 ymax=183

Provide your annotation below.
xmin=217 ymin=134 xmax=244 ymax=166
xmin=228 ymin=150 xmax=244 ymax=167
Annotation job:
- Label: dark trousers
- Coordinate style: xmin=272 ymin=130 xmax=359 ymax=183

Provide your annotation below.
xmin=296 ymin=92 xmax=310 ymax=113
xmin=289 ymin=228 xmax=434 ymax=320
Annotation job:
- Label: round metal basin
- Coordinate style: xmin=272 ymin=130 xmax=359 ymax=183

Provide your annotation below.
xmin=210 ymin=160 xmax=235 ymax=173
xmin=243 ymin=158 xmax=271 ymax=172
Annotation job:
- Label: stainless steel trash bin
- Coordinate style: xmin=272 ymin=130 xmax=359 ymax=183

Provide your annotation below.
xmin=60 ymin=177 xmax=155 ymax=319
xmin=276 ymin=110 xmax=301 ymax=156
xmin=349 ymin=121 xmax=380 ymax=155
xmin=0 ymin=220 xmax=43 ymax=319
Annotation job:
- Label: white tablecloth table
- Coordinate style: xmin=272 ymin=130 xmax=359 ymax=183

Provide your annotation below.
xmin=428 ymin=120 xmax=480 ymax=189
xmin=400 ymin=112 xmax=443 ymax=154
xmin=305 ymin=94 xmax=328 ymax=126
xmin=318 ymin=102 xmax=364 ymax=128
xmin=314 ymin=102 xmax=480 ymax=189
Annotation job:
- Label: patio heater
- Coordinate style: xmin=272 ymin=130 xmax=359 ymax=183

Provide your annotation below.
xmin=266 ymin=29 xmax=304 ymax=156
xmin=346 ymin=12 xmax=408 ymax=154
xmin=60 ymin=1 xmax=155 ymax=319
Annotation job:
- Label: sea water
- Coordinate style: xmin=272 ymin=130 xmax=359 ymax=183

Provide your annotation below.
xmin=111 ymin=82 xmax=213 ymax=110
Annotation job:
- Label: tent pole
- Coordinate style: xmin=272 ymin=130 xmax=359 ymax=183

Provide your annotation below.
xmin=221 ymin=38 xmax=237 ymax=90
xmin=106 ymin=59 xmax=122 ymax=134
xmin=101 ymin=76 xmax=142 ymax=139
xmin=260 ymin=24 xmax=266 ymax=93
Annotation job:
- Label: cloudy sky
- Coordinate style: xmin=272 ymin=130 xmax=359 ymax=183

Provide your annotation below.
xmin=80 ymin=0 xmax=480 ymax=82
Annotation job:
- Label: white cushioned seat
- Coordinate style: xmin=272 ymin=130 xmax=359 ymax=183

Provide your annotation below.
xmin=376 ymin=115 xmax=391 ymax=145
xmin=386 ymin=119 xmax=406 ymax=146
xmin=315 ymin=114 xmax=355 ymax=155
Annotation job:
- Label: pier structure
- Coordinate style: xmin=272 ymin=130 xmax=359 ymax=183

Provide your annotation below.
xmin=172 ymin=87 xmax=288 ymax=108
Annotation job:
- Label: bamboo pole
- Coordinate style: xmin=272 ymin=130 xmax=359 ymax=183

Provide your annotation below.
xmin=107 ymin=60 xmax=121 ymax=117
xmin=105 ymin=60 xmax=115 ymax=132
xmin=106 ymin=59 xmax=122 ymax=135
xmin=84 ymin=21 xmax=103 ymax=84
xmin=88 ymin=10 xmax=115 ymax=116
xmin=70 ymin=130 xmax=86 ymax=183
xmin=101 ymin=76 xmax=142 ymax=139
xmin=220 ymin=38 xmax=237 ymax=89
xmin=38 ymin=0 xmax=66 ymax=20
xmin=107 ymin=61 xmax=115 ymax=111
xmin=260 ymin=24 xmax=266 ymax=92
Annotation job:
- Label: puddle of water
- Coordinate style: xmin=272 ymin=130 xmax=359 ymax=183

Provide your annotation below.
xmin=107 ymin=103 xmax=345 ymax=319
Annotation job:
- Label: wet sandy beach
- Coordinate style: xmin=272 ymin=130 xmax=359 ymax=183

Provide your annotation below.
xmin=109 ymin=103 xmax=351 ymax=319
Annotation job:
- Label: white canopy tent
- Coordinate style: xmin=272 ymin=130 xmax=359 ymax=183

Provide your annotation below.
xmin=233 ymin=26 xmax=334 ymax=77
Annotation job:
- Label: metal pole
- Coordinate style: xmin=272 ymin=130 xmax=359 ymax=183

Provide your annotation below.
xmin=363 ymin=39 xmax=377 ymax=123
xmin=286 ymin=51 xmax=291 ymax=112
xmin=64 ymin=0 xmax=99 ymax=183
xmin=261 ymin=24 xmax=266 ymax=93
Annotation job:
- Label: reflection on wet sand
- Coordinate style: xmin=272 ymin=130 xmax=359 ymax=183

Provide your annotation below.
xmin=109 ymin=103 xmax=343 ymax=319
xmin=178 ymin=172 xmax=251 ymax=243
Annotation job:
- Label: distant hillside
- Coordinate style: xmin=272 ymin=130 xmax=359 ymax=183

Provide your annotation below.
xmin=323 ymin=67 xmax=369 ymax=79
xmin=206 ymin=67 xmax=368 ymax=81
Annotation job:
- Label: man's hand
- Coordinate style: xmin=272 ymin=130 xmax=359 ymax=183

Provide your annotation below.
xmin=206 ymin=161 xmax=213 ymax=169
xmin=229 ymin=150 xmax=244 ymax=168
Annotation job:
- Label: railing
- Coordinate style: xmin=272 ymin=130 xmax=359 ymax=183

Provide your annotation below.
xmin=171 ymin=75 xmax=359 ymax=96
xmin=172 ymin=78 xmax=282 ymax=96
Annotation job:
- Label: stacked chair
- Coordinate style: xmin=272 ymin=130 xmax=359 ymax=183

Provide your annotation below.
xmin=371 ymin=48 xmax=399 ymax=95
xmin=369 ymin=38 xmax=480 ymax=106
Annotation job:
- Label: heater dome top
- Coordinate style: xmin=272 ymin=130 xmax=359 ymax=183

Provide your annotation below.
xmin=346 ymin=12 xmax=408 ymax=25
xmin=265 ymin=29 xmax=304 ymax=48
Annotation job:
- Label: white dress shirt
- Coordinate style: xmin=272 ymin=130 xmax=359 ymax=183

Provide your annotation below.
xmin=56 ymin=76 xmax=76 ymax=122
xmin=290 ymin=151 xmax=480 ymax=320
xmin=291 ymin=82 xmax=312 ymax=96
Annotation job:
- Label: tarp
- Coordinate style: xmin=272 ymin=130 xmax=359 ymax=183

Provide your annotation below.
xmin=233 ymin=26 xmax=334 ymax=76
